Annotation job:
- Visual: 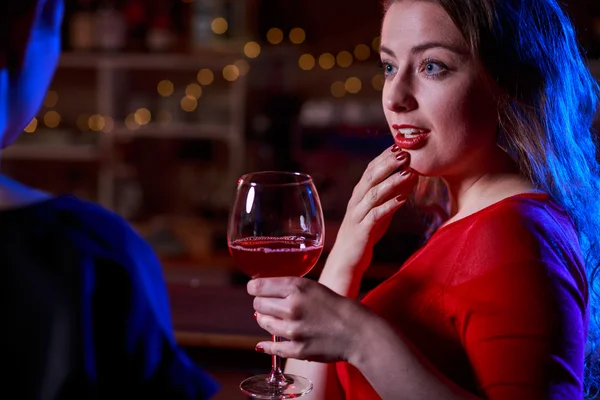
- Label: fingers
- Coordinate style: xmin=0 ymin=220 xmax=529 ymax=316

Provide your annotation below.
xmin=253 ymin=296 xmax=304 ymax=321
xmin=255 ymin=340 xmax=298 ymax=359
xmin=254 ymin=314 xmax=302 ymax=339
xmin=349 ymin=145 xmax=408 ymax=206
xmin=355 ymin=166 xmax=417 ymax=221
xmin=254 ymin=339 xmax=325 ymax=362
xmin=364 ymin=190 xmax=410 ymax=228
xmin=247 ymin=276 xmax=308 ymax=297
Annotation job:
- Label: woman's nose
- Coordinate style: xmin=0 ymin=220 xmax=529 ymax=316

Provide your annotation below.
xmin=383 ymin=76 xmax=418 ymax=113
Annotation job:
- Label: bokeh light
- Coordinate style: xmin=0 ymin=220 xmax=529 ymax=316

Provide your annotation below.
xmin=223 ymin=64 xmax=240 ymax=81
xmin=267 ymin=28 xmax=284 ymax=44
xmin=345 ymin=77 xmax=362 ymax=94
xmin=336 ymin=51 xmax=353 ymax=68
xmin=289 ymin=28 xmax=306 ymax=44
xmin=331 ymin=81 xmax=346 ymax=98
xmin=354 ymin=44 xmax=371 ymax=61
xmin=181 ymin=96 xmax=198 ymax=112
xmin=44 ymin=90 xmax=58 ymax=107
xmin=318 ymin=53 xmax=335 ymax=70
xmin=24 ymin=118 xmax=38 ymax=133
xmin=186 ymin=83 xmax=203 ymax=99
xmin=244 ymin=41 xmax=261 ymax=58
xmin=44 ymin=111 xmax=61 ymax=128
xmin=211 ymin=17 xmax=228 ymax=34
xmin=197 ymin=69 xmax=214 ymax=85
xmin=157 ymin=80 xmax=174 ymax=97
xmin=372 ymin=75 xmax=385 ymax=91
xmin=298 ymin=54 xmax=316 ymax=70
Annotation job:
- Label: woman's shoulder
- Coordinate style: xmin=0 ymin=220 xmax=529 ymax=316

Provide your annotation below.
xmin=438 ymin=192 xmax=574 ymax=243
xmin=443 ymin=193 xmax=585 ymax=287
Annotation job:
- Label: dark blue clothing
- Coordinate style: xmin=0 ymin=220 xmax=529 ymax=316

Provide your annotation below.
xmin=1 ymin=195 xmax=219 ymax=399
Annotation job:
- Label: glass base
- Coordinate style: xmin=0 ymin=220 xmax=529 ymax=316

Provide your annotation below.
xmin=240 ymin=373 xmax=313 ymax=399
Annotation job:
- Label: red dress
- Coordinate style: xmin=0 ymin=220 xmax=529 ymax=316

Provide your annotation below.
xmin=336 ymin=193 xmax=588 ymax=399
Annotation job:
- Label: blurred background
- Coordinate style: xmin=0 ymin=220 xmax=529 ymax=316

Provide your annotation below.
xmin=1 ymin=0 xmax=599 ymax=397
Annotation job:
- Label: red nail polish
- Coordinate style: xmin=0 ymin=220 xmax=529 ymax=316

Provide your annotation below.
xmin=391 ymin=145 xmax=400 ymax=152
xmin=255 ymin=345 xmax=265 ymax=353
xmin=396 ymin=152 xmax=407 ymax=161
xmin=395 ymin=194 xmax=405 ymax=202
xmin=400 ymin=169 xmax=411 ymax=176
xmin=253 ymin=312 xmax=258 ymax=320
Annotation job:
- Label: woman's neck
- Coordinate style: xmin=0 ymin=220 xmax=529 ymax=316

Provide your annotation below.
xmin=441 ymin=148 xmax=537 ymax=225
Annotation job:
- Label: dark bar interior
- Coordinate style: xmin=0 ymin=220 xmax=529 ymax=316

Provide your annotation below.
xmin=1 ymin=0 xmax=600 ymax=399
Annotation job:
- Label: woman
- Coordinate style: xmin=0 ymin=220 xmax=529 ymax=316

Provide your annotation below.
xmin=248 ymin=0 xmax=600 ymax=398
xmin=0 ymin=1 xmax=219 ymax=398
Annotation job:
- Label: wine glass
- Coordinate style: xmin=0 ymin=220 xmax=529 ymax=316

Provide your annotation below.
xmin=227 ymin=171 xmax=325 ymax=399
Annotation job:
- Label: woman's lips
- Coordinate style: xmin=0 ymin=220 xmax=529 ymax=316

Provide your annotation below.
xmin=394 ymin=133 xmax=430 ymax=150
xmin=392 ymin=124 xmax=430 ymax=150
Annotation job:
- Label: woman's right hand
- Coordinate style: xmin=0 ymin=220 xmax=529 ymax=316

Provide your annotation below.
xmin=326 ymin=145 xmax=418 ymax=277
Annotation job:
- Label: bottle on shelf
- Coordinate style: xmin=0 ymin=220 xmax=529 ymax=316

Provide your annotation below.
xmin=93 ymin=0 xmax=126 ymax=52
xmin=69 ymin=0 xmax=95 ymax=52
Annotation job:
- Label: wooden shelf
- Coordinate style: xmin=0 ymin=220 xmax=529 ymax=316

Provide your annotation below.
xmin=113 ymin=122 xmax=236 ymax=141
xmin=1 ymin=144 xmax=100 ymax=161
xmin=59 ymin=49 xmax=245 ymax=71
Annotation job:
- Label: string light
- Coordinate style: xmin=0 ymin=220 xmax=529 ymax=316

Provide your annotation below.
xmin=336 ymin=51 xmax=353 ymax=68
xmin=134 ymin=108 xmax=151 ymax=125
xmin=88 ymin=114 xmax=106 ymax=131
xmin=298 ymin=54 xmax=315 ymax=70
xmin=197 ymin=69 xmax=214 ymax=85
xmin=181 ymin=96 xmax=198 ymax=112
xmin=372 ymin=75 xmax=385 ymax=91
xmin=372 ymin=36 xmax=381 ymax=52
xmin=244 ymin=41 xmax=261 ymax=58
xmin=235 ymin=59 xmax=250 ymax=76
xmin=125 ymin=114 xmax=140 ymax=130
xmin=354 ymin=44 xmax=371 ymax=61
xmin=289 ymin=28 xmax=306 ymax=44
xmin=102 ymin=116 xmax=114 ymax=133
xmin=24 ymin=118 xmax=37 ymax=133
xmin=345 ymin=77 xmax=362 ymax=94
xmin=44 ymin=90 xmax=58 ymax=107
xmin=157 ymin=80 xmax=174 ymax=97
xmin=44 ymin=111 xmax=61 ymax=128
xmin=318 ymin=53 xmax=335 ymax=70
xmin=77 ymin=114 xmax=90 ymax=132
xmin=223 ymin=64 xmax=240 ymax=81
xmin=331 ymin=81 xmax=346 ymax=98
xmin=186 ymin=83 xmax=203 ymax=99
xmin=211 ymin=17 xmax=228 ymax=34
xmin=267 ymin=28 xmax=284 ymax=44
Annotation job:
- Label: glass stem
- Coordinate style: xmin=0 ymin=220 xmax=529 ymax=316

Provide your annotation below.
xmin=267 ymin=335 xmax=286 ymax=385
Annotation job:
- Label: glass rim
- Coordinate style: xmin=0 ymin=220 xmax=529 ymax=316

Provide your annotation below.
xmin=237 ymin=171 xmax=314 ymax=187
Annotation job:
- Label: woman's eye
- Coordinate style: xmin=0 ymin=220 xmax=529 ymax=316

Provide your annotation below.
xmin=381 ymin=62 xmax=397 ymax=77
xmin=420 ymin=59 xmax=448 ymax=77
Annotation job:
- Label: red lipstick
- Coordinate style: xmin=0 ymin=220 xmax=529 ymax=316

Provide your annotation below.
xmin=392 ymin=124 xmax=430 ymax=150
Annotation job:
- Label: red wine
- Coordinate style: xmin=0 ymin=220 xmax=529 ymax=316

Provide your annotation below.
xmin=229 ymin=236 xmax=323 ymax=278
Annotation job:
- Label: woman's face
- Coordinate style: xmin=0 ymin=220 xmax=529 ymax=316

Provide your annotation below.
xmin=380 ymin=0 xmax=499 ymax=178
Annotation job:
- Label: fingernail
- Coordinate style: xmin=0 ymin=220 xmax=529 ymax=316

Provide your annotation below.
xmin=253 ymin=312 xmax=257 ymax=320
xmin=391 ymin=145 xmax=400 ymax=152
xmin=400 ymin=169 xmax=411 ymax=176
xmin=395 ymin=194 xmax=405 ymax=202
xmin=255 ymin=345 xmax=265 ymax=353
xmin=396 ymin=152 xmax=407 ymax=161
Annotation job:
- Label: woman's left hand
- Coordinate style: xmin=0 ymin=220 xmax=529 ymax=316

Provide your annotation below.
xmin=248 ymin=277 xmax=370 ymax=363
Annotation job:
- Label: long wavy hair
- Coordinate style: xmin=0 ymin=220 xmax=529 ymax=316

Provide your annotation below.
xmin=383 ymin=0 xmax=600 ymax=396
